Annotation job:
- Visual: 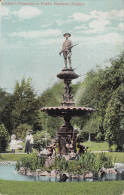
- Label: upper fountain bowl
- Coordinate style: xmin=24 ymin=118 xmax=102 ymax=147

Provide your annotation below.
xmin=57 ymin=68 xmax=79 ymax=80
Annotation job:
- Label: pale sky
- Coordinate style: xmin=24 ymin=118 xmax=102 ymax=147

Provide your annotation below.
xmin=0 ymin=0 xmax=124 ymax=95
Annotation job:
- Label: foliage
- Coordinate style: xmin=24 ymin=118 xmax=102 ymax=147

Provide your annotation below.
xmin=0 ymin=123 xmax=9 ymax=152
xmin=73 ymin=52 xmax=124 ymax=143
xmin=33 ymin=130 xmax=51 ymax=151
xmin=0 ymin=88 xmax=10 ymax=123
xmin=78 ymin=152 xmax=113 ymax=175
xmin=16 ymin=151 xmax=113 ymax=176
xmin=39 ymin=113 xmax=63 ymax=137
xmin=98 ymin=152 xmax=113 ymax=168
xmin=55 ymin=156 xmax=69 ymax=172
xmin=13 ymin=123 xmax=32 ymax=140
xmin=1 ymin=78 xmax=41 ymax=134
xmin=54 ymin=152 xmax=113 ymax=176
xmin=104 ymin=84 xmax=124 ymax=150
xmin=39 ymin=81 xmax=64 ymax=107
xmin=16 ymin=152 xmax=46 ymax=171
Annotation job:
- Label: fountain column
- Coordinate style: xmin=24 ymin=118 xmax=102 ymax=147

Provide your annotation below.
xmin=57 ymin=68 xmax=79 ymax=155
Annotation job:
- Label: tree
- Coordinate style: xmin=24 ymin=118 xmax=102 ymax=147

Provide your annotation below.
xmin=104 ymin=84 xmax=124 ymax=150
xmin=14 ymin=123 xmax=32 ymax=140
xmin=75 ymin=52 xmax=124 ymax=141
xmin=0 ymin=124 xmax=9 ymax=152
xmin=38 ymin=82 xmax=65 ymax=136
xmin=39 ymin=112 xmax=63 ymax=137
xmin=33 ymin=130 xmax=51 ymax=151
xmin=0 ymin=88 xmax=10 ymax=124
xmin=1 ymin=78 xmax=41 ymax=134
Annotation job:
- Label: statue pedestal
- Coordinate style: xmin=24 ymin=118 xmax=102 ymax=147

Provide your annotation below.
xmin=56 ymin=121 xmax=78 ymax=155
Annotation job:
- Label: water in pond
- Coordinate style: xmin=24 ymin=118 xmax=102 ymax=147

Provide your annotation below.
xmin=0 ymin=165 xmax=124 ymax=182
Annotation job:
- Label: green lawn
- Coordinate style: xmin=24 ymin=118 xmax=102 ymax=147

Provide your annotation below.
xmin=82 ymin=141 xmax=124 ymax=163
xmin=105 ymin=152 xmax=124 ymax=163
xmin=0 ymin=154 xmax=27 ymax=162
xmin=83 ymin=141 xmax=109 ymax=151
xmin=0 ymin=180 xmax=124 ymax=195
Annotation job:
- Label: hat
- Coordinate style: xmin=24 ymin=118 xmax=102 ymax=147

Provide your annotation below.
xmin=63 ymin=33 xmax=71 ymax=37
xmin=28 ymin=129 xmax=33 ymax=133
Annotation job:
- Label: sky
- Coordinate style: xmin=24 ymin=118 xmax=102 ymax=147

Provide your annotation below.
xmin=0 ymin=0 xmax=124 ymax=95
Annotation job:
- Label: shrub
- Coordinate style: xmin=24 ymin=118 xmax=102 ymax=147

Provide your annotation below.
xmin=55 ymin=156 xmax=69 ymax=172
xmin=98 ymin=152 xmax=113 ymax=168
xmin=16 ymin=151 xmax=113 ymax=175
xmin=16 ymin=152 xmax=46 ymax=171
xmin=33 ymin=131 xmax=51 ymax=151
xmin=0 ymin=123 xmax=9 ymax=152
xmin=54 ymin=152 xmax=113 ymax=176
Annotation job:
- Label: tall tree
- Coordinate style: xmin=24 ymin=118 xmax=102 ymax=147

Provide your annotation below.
xmin=0 ymin=88 xmax=10 ymax=123
xmin=75 ymin=52 xmax=124 ymax=140
xmin=1 ymin=78 xmax=41 ymax=134
xmin=104 ymin=84 xmax=124 ymax=150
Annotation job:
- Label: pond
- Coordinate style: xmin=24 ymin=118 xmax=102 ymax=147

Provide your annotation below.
xmin=0 ymin=165 xmax=124 ymax=182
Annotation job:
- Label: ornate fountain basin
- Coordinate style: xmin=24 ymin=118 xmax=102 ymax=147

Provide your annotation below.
xmin=41 ymin=106 xmax=94 ymax=117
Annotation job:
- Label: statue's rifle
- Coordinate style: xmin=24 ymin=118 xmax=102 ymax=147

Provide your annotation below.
xmin=59 ymin=44 xmax=79 ymax=55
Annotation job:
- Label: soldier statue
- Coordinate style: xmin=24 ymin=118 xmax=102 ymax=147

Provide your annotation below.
xmin=59 ymin=33 xmax=77 ymax=69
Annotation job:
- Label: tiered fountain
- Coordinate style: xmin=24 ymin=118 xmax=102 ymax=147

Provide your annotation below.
xmin=41 ymin=33 xmax=94 ymax=155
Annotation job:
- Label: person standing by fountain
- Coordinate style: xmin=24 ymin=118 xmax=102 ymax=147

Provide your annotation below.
xmin=25 ymin=131 xmax=34 ymax=154
xmin=10 ymin=134 xmax=17 ymax=153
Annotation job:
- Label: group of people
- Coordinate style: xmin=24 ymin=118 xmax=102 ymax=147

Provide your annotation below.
xmin=10 ymin=131 xmax=88 ymax=157
xmin=10 ymin=130 xmax=34 ymax=154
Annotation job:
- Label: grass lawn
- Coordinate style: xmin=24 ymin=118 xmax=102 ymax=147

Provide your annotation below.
xmin=83 ymin=141 xmax=109 ymax=151
xmin=0 ymin=180 xmax=124 ymax=195
xmin=106 ymin=152 xmax=124 ymax=163
xmin=83 ymin=141 xmax=124 ymax=163
xmin=0 ymin=154 xmax=27 ymax=162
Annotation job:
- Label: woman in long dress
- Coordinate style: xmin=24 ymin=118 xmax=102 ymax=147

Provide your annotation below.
xmin=25 ymin=132 xmax=33 ymax=154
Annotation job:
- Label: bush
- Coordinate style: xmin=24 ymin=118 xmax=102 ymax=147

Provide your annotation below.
xmin=109 ymin=144 xmax=117 ymax=152
xmin=55 ymin=156 xmax=69 ymax=172
xmin=54 ymin=152 xmax=113 ymax=176
xmin=98 ymin=152 xmax=113 ymax=168
xmin=16 ymin=152 xmax=46 ymax=171
xmin=16 ymin=151 xmax=113 ymax=175
xmin=33 ymin=131 xmax=51 ymax=151
xmin=14 ymin=123 xmax=32 ymax=140
xmin=0 ymin=123 xmax=9 ymax=152
xmin=96 ymin=132 xmax=104 ymax=141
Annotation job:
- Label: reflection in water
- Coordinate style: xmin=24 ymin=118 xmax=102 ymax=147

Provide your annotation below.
xmin=0 ymin=165 xmax=124 ymax=182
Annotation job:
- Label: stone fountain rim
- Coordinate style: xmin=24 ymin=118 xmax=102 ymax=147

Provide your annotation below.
xmin=41 ymin=106 xmax=94 ymax=111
